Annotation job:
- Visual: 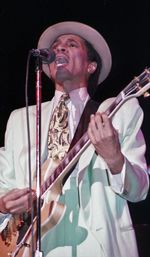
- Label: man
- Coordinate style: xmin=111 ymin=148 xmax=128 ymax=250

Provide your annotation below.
xmin=0 ymin=21 xmax=149 ymax=257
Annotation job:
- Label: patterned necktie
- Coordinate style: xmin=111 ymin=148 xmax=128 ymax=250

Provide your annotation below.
xmin=47 ymin=93 xmax=70 ymax=161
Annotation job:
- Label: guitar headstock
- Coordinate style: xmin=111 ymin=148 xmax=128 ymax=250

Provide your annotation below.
xmin=123 ymin=68 xmax=150 ymax=99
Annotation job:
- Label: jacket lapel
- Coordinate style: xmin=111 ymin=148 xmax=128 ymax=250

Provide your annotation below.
xmin=76 ymin=98 xmax=115 ymax=183
xmin=19 ymin=99 xmax=54 ymax=176
xmin=41 ymin=99 xmax=55 ymax=162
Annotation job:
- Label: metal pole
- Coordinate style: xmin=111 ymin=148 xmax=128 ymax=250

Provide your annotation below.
xmin=34 ymin=56 xmax=44 ymax=257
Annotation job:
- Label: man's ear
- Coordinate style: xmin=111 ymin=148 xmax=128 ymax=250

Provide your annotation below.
xmin=87 ymin=62 xmax=97 ymax=74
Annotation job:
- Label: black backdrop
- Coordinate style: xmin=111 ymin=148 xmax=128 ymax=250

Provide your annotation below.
xmin=0 ymin=0 xmax=150 ymax=229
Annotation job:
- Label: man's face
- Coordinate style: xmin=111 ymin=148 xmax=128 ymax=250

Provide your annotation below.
xmin=48 ymin=34 xmax=93 ymax=88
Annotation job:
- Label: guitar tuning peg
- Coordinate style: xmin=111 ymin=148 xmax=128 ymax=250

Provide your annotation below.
xmin=144 ymin=91 xmax=150 ymax=98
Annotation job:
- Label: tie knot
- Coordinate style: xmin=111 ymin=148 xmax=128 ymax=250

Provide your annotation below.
xmin=60 ymin=93 xmax=69 ymax=102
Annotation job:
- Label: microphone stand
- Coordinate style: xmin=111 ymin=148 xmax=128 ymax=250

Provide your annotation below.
xmin=34 ymin=56 xmax=44 ymax=257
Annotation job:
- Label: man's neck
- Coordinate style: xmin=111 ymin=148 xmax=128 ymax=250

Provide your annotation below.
xmin=55 ymin=81 xmax=88 ymax=93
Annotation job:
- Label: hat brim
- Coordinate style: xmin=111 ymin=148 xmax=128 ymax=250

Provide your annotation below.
xmin=37 ymin=21 xmax=112 ymax=85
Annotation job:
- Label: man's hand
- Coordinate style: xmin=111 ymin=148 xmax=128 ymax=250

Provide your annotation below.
xmin=88 ymin=112 xmax=124 ymax=174
xmin=0 ymin=188 xmax=36 ymax=214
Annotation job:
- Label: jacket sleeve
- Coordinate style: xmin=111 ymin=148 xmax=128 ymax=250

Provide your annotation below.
xmin=0 ymin=111 xmax=17 ymax=231
xmin=0 ymin=111 xmax=18 ymax=196
xmin=105 ymin=97 xmax=149 ymax=202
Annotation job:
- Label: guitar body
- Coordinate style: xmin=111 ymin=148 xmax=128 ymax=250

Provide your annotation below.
xmin=0 ymin=232 xmax=19 ymax=257
xmin=0 ymin=183 xmax=66 ymax=257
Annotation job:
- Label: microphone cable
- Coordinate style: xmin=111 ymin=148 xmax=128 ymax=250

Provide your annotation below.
xmin=25 ymin=50 xmax=35 ymax=257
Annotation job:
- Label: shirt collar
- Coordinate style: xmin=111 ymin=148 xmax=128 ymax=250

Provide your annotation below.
xmin=54 ymin=87 xmax=90 ymax=107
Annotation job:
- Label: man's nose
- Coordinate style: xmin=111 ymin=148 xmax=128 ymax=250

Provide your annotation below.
xmin=56 ymin=44 xmax=66 ymax=53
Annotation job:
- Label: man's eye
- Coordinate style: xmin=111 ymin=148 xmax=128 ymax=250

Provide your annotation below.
xmin=69 ymin=42 xmax=77 ymax=47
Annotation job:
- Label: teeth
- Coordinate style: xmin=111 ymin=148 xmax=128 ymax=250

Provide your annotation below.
xmin=56 ymin=63 xmax=63 ymax=67
xmin=55 ymin=57 xmax=68 ymax=66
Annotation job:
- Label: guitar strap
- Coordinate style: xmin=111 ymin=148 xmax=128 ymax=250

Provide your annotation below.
xmin=68 ymin=98 xmax=100 ymax=151
xmin=60 ymin=98 xmax=100 ymax=184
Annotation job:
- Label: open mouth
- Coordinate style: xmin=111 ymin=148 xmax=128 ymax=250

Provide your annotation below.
xmin=55 ymin=56 xmax=68 ymax=67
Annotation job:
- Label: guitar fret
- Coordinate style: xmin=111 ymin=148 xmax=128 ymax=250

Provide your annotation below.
xmin=106 ymin=102 xmax=117 ymax=116
xmin=50 ymin=172 xmax=55 ymax=183
xmin=142 ymin=76 xmax=150 ymax=85
xmin=45 ymin=178 xmax=51 ymax=190
xmin=139 ymin=70 xmax=148 ymax=81
xmin=124 ymin=81 xmax=135 ymax=95
xmin=55 ymin=167 xmax=62 ymax=177
xmin=105 ymin=95 xmax=122 ymax=117
xmin=63 ymin=156 xmax=69 ymax=166
xmin=41 ymin=183 xmax=45 ymax=195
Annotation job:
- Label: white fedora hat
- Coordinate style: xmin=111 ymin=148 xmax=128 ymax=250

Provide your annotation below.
xmin=37 ymin=21 xmax=112 ymax=84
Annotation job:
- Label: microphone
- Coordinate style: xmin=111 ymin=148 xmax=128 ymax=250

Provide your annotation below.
xmin=31 ymin=48 xmax=56 ymax=64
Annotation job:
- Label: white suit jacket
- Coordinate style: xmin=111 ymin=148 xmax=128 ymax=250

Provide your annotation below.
xmin=0 ymin=97 xmax=149 ymax=257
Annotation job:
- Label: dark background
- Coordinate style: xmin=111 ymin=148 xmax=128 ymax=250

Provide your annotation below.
xmin=0 ymin=0 xmax=150 ymax=250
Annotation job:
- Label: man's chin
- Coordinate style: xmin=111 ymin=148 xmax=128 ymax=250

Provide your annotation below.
xmin=55 ymin=69 xmax=72 ymax=83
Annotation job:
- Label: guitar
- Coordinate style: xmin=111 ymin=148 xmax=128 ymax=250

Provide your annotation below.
xmin=0 ymin=68 xmax=150 ymax=256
